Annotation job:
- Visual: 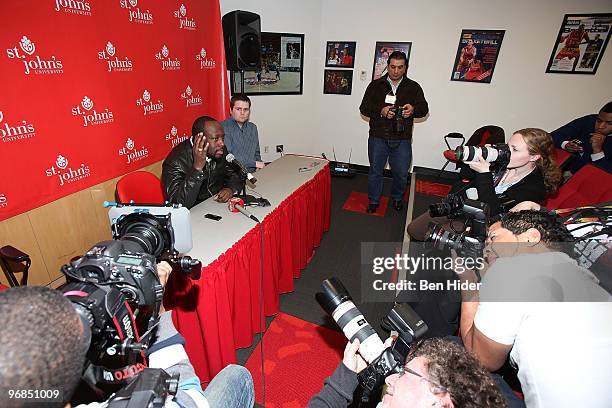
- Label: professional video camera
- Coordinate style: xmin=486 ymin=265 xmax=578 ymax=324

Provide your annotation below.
xmin=454 ymin=143 xmax=511 ymax=170
xmin=60 ymin=203 xmax=201 ymax=399
xmin=316 ymin=278 xmax=428 ymax=401
xmin=426 ymin=193 xmax=489 ymax=258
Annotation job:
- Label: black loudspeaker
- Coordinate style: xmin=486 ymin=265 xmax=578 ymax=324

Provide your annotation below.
xmin=222 ymin=10 xmax=261 ymax=71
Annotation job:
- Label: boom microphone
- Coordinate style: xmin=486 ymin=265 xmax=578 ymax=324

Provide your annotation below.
xmin=226 ymin=153 xmax=257 ymax=184
xmin=228 ymin=197 xmax=260 ymax=223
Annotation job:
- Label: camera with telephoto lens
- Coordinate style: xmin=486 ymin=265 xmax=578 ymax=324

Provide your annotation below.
xmin=316 ymin=278 xmax=428 ymax=401
xmin=426 ymin=195 xmax=490 ymax=258
xmin=455 ymin=143 xmax=511 ymax=170
xmin=429 ymin=193 xmax=464 ymax=219
xmin=60 ymin=204 xmax=201 ymax=401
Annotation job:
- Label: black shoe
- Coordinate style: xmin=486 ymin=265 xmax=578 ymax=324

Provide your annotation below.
xmin=366 ymin=203 xmax=379 ymax=213
xmin=393 ymin=200 xmax=403 ymax=211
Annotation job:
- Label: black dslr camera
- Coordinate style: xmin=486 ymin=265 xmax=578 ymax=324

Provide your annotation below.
xmin=316 ymin=278 xmax=428 ymax=401
xmin=60 ymin=204 xmax=201 ymax=401
xmin=107 ymin=369 xmax=179 ymax=408
xmin=389 ymin=104 xmax=406 ymax=134
xmin=426 ymin=194 xmax=489 ymax=258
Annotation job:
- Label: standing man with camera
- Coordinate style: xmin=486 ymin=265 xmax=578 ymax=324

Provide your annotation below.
xmin=360 ymin=51 xmax=429 ymax=213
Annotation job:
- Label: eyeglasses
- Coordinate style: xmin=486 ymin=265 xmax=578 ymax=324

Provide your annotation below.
xmin=397 ymin=366 xmax=447 ymax=392
xmin=399 ymin=340 xmax=448 ymax=394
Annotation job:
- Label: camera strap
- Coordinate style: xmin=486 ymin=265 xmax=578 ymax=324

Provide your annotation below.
xmin=82 ymin=360 xmax=148 ymax=390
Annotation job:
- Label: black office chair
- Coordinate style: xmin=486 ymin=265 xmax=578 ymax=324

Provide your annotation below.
xmin=0 ymin=245 xmax=31 ymax=287
xmin=440 ymin=132 xmax=466 ymax=173
xmin=438 ymin=125 xmax=505 ymax=179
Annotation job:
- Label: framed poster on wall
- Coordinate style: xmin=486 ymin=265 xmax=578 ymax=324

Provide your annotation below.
xmin=546 ymin=13 xmax=612 ymax=74
xmin=372 ymin=41 xmax=411 ymax=80
xmin=231 ymin=32 xmax=304 ymax=95
xmin=325 ymin=41 xmax=356 ymax=68
xmin=450 ymin=29 xmax=505 ymax=83
xmin=323 ymin=69 xmax=353 ymax=95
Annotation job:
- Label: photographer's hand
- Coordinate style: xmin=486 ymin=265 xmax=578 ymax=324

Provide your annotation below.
xmin=381 ymin=106 xmax=395 ymax=119
xmin=465 ymin=156 xmax=490 ymax=173
xmin=157 ymin=261 xmax=172 ymax=314
xmin=157 ymin=261 xmax=173 ymax=288
xmin=400 ymin=103 xmax=414 ymax=118
xmin=342 ymin=339 xmax=368 ymax=373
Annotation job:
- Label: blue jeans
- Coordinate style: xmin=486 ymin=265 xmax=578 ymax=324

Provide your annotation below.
xmin=202 ymin=364 xmax=254 ymax=408
xmin=368 ymin=137 xmax=412 ymax=204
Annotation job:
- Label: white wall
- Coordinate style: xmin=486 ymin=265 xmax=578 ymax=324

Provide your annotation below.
xmin=219 ymin=0 xmax=324 ymax=162
xmin=220 ymin=0 xmax=612 ymax=169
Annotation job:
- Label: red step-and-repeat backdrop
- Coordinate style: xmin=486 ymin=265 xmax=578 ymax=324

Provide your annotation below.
xmin=0 ymin=0 xmax=229 ymax=221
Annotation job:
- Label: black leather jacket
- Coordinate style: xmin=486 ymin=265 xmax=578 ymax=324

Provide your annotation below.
xmin=161 ymin=139 xmax=243 ymax=209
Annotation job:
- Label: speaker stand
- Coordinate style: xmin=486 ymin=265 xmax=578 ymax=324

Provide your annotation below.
xmin=239 ymin=70 xmax=245 ymax=93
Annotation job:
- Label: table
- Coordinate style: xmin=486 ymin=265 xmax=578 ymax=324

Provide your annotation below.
xmin=165 ymin=155 xmax=331 ymax=383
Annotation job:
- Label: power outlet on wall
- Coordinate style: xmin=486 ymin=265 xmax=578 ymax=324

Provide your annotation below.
xmin=276 ymin=145 xmax=284 ymax=153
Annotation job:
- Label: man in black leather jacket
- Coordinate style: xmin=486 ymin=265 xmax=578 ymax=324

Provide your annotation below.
xmin=162 ymin=116 xmax=243 ymax=208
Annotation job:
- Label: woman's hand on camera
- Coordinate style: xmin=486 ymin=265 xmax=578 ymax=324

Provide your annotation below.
xmin=465 ymin=156 xmax=490 ymax=173
xmin=342 ymin=339 xmax=368 ymax=373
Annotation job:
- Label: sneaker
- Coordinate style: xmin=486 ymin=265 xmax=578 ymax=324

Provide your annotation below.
xmin=366 ymin=203 xmax=379 ymax=213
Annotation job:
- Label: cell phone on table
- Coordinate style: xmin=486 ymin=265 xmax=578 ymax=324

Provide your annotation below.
xmin=205 ymin=213 xmax=222 ymax=221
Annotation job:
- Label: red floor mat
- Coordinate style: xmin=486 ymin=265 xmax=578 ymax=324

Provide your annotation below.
xmin=245 ymin=313 xmax=346 ymax=407
xmin=342 ymin=191 xmax=389 ymax=217
xmin=415 ymin=180 xmax=452 ymax=197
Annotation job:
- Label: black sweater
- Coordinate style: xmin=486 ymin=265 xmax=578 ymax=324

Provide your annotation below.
xmin=470 ymin=167 xmax=546 ymax=217
xmin=359 ymin=74 xmax=428 ymax=140
xmin=307 ymin=363 xmax=359 ymax=407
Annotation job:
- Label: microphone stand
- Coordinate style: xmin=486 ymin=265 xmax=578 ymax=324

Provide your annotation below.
xmin=236 ymin=201 xmax=266 ymax=408
xmin=236 ymin=173 xmax=257 ymax=205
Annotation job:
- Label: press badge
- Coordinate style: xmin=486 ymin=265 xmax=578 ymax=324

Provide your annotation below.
xmin=385 ymin=94 xmax=396 ymax=105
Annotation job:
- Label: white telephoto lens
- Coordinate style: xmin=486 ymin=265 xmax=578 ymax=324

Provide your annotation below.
xmin=332 ymin=301 xmax=385 ymax=362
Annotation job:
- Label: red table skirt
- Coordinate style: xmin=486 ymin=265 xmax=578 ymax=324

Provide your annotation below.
xmin=166 ymin=164 xmax=331 ymax=382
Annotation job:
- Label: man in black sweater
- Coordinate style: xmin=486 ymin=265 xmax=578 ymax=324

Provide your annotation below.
xmin=359 ymin=51 xmax=429 ymax=213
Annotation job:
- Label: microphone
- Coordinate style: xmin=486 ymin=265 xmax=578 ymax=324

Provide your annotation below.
xmin=228 ymin=197 xmax=259 ymax=223
xmin=226 ymin=153 xmax=257 ymax=184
